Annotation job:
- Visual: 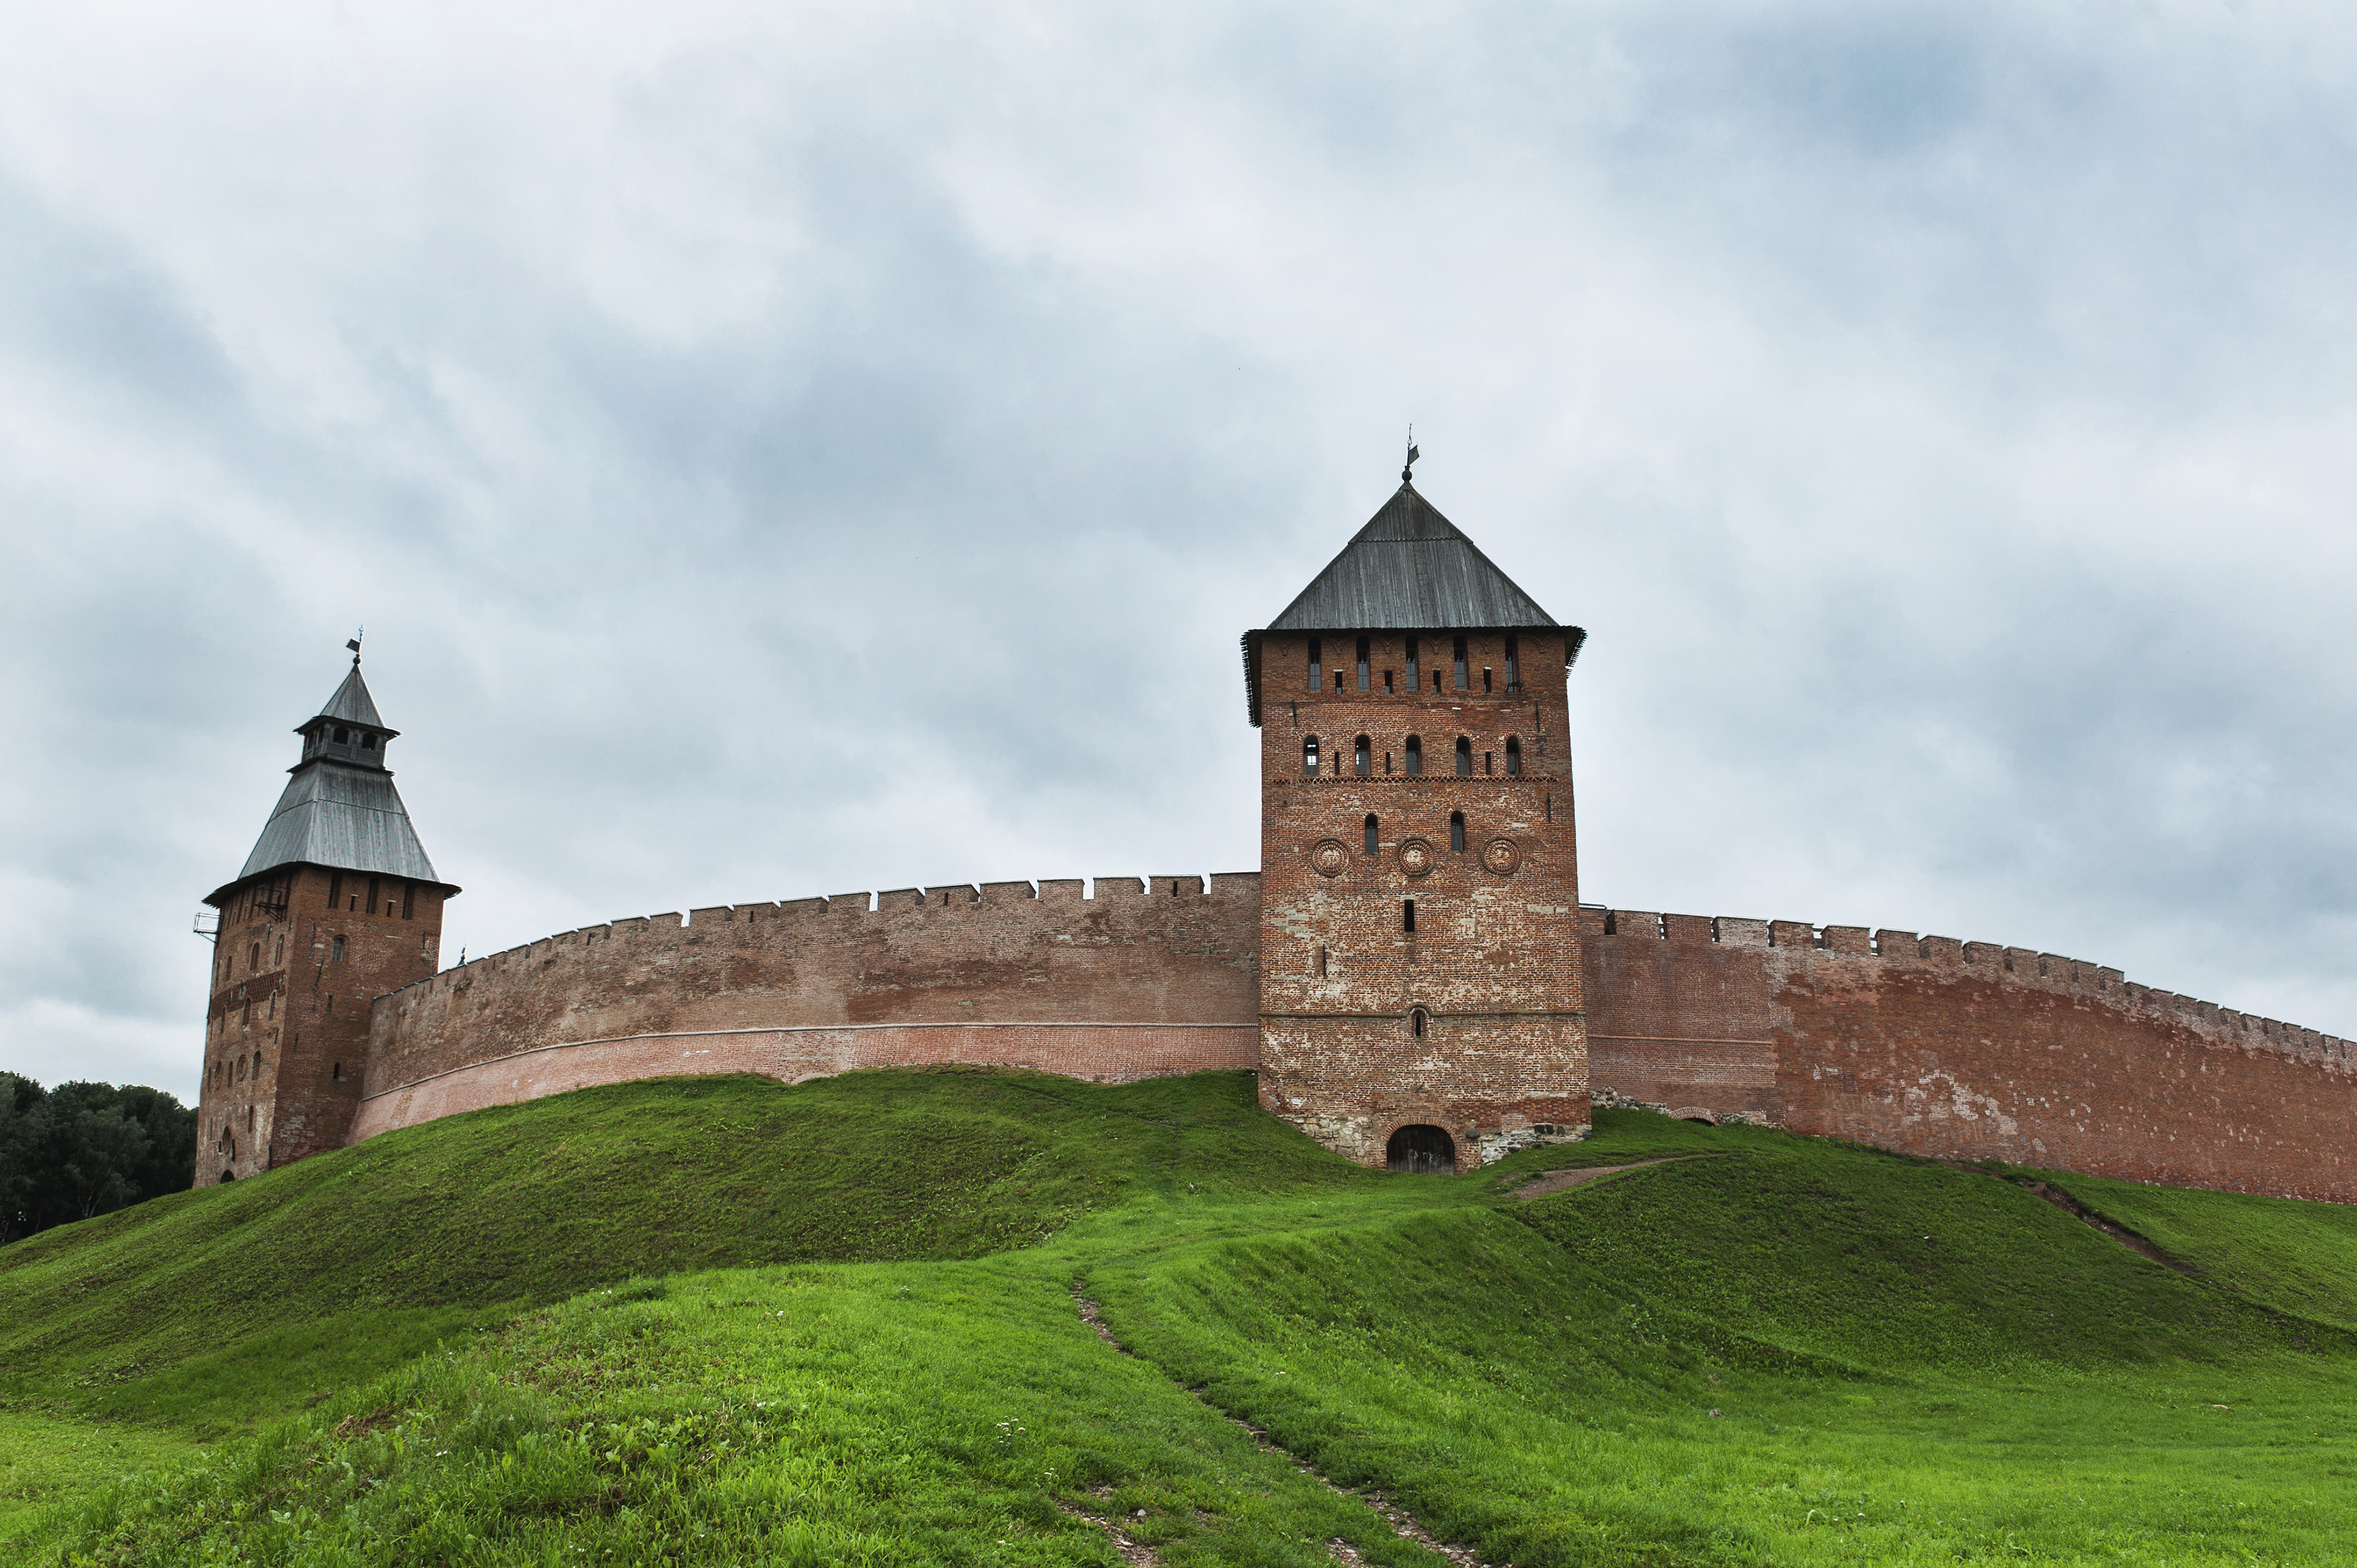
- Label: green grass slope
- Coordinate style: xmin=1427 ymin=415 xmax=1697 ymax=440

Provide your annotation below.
xmin=12 ymin=1076 xmax=2357 ymax=1564
xmin=0 ymin=1069 xmax=1349 ymax=1435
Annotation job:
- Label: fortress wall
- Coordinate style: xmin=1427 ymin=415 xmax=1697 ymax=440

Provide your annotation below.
xmin=1582 ymin=909 xmax=2357 ymax=1202
xmin=355 ymin=873 xmax=1261 ymax=1138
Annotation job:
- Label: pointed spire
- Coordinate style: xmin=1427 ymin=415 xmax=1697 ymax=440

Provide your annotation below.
xmin=208 ymin=651 xmax=448 ymax=904
xmin=310 ymin=664 xmax=389 ymax=732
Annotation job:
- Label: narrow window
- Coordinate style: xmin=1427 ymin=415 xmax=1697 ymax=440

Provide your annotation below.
xmin=1303 ymin=736 xmax=1320 ymax=776
xmin=366 ymin=877 xmax=380 ymax=918
xmin=331 ymin=936 xmax=346 ymax=962
xmin=1505 ymin=636 xmax=1520 ymax=690
xmin=401 ymin=882 xmax=415 ymax=920
xmin=1365 ymin=815 xmax=1379 ymax=855
xmin=1308 ymin=639 xmax=1322 ymax=690
xmin=1356 ymin=637 xmax=1370 ymax=692
xmin=275 ymin=934 xmax=285 ymax=964
xmin=1317 ymin=946 xmax=1328 ymax=978
xmin=1335 ymin=671 xmax=1345 ymax=692
xmin=1545 ymin=793 xmax=1553 ymax=822
xmin=1383 ymin=669 xmax=1394 ymax=694
xmin=250 ymin=941 xmax=261 ymax=972
xmin=1405 ymin=736 xmax=1422 ymax=774
xmin=1506 ymin=737 xmax=1522 ymax=776
xmin=361 ymin=731 xmax=377 ymax=750
xmin=333 ymin=725 xmax=349 ymax=743
xmin=1405 ymin=638 xmax=1419 ymax=686
xmin=1410 ymin=1008 xmax=1427 ymax=1039
xmin=1403 ymin=899 xmax=1417 ymax=935
xmin=1482 ymin=666 xmax=1493 ymax=694
xmin=1485 ymin=750 xmax=1493 ymax=775
xmin=1453 ymin=638 xmax=1468 ymax=690
xmin=332 ymin=1062 xmax=341 ymax=1081
xmin=327 ymin=871 xmax=343 ymax=910
xmin=1354 ymin=734 xmax=1371 ymax=776
xmin=1384 ymin=751 xmax=1392 ymax=774
xmin=241 ymin=999 xmax=250 ymax=1027
xmin=1450 ymin=811 xmax=1466 ymax=852
xmin=267 ymin=993 xmax=275 ymax=1020
xmin=1456 ymin=737 xmax=1472 ymax=776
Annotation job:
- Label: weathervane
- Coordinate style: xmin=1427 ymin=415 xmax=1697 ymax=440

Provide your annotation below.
xmin=1402 ymin=425 xmax=1419 ymax=485
xmin=347 ymin=627 xmax=364 ymax=666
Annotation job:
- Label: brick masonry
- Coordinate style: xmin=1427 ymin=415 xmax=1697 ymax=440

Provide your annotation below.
xmin=354 ymin=875 xmax=1262 ymax=1134
xmin=199 ymin=866 xmax=445 ymax=1186
xmin=1251 ymin=631 xmax=1589 ymax=1171
xmin=1582 ymin=909 xmax=2357 ymax=1202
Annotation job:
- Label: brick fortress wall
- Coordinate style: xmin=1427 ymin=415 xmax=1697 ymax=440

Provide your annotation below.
xmin=1582 ymin=908 xmax=2357 ymax=1203
xmin=352 ymin=874 xmax=1259 ymax=1140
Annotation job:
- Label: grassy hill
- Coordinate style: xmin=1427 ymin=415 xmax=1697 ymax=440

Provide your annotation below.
xmin=7 ymin=1069 xmax=2357 ymax=1564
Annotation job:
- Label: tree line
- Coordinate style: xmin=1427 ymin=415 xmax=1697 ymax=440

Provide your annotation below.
xmin=0 ymin=1074 xmax=195 ymax=1243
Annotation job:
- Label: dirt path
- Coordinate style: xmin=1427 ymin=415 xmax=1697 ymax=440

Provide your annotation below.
xmin=1504 ymin=1155 xmax=1707 ymax=1201
xmin=1071 ymin=1292 xmax=1498 ymax=1567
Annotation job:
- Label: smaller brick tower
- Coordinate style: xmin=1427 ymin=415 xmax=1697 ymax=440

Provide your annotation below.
xmin=197 ymin=649 xmax=457 ymax=1185
xmin=1244 ymin=464 xmax=1589 ymax=1170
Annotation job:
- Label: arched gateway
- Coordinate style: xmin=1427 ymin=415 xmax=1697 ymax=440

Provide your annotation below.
xmin=1386 ymin=1125 xmax=1457 ymax=1173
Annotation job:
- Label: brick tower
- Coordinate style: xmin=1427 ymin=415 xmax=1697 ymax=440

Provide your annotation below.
xmin=196 ymin=649 xmax=457 ymax=1185
xmin=1243 ymin=466 xmax=1589 ymax=1171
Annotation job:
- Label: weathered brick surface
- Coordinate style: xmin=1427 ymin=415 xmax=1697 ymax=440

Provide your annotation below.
xmin=1254 ymin=632 xmax=1589 ymax=1169
xmin=350 ymin=1022 xmax=1257 ymax=1138
xmin=200 ymin=866 xmax=445 ymax=1185
xmin=357 ymin=876 xmax=1260 ymax=1130
xmin=1584 ymin=916 xmax=2357 ymax=1202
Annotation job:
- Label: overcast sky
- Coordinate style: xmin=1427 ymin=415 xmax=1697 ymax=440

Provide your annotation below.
xmin=4 ymin=1 xmax=2355 ymax=1101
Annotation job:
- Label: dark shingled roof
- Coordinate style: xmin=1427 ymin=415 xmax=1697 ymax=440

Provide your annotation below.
xmin=1265 ymin=483 xmax=1557 ymax=632
xmin=228 ymin=764 xmax=443 ymax=890
xmin=208 ymin=662 xmax=451 ymax=904
xmin=1241 ymin=481 xmax=1584 ymax=725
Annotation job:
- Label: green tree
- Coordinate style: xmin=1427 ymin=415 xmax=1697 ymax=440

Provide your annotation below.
xmin=0 ymin=1076 xmax=196 ymax=1242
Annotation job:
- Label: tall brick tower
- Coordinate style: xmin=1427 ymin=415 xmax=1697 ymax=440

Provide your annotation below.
xmin=1243 ymin=466 xmax=1589 ymax=1171
xmin=196 ymin=649 xmax=457 ymax=1185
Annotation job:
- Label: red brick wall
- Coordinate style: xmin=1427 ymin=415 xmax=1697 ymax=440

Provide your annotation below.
xmin=356 ymin=875 xmax=1259 ymax=1137
xmin=200 ymin=866 xmax=446 ymax=1185
xmin=1255 ymin=632 xmax=1589 ymax=1170
xmin=349 ymin=1023 xmax=1258 ymax=1139
xmin=1583 ymin=909 xmax=2357 ymax=1203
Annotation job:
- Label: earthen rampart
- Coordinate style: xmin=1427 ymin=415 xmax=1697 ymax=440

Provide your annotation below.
xmin=355 ymin=874 xmax=1261 ymax=1138
xmin=1581 ymin=907 xmax=2357 ymax=1202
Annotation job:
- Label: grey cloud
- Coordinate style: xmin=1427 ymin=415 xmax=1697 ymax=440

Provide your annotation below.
xmin=4 ymin=2 xmax=2357 ymax=1101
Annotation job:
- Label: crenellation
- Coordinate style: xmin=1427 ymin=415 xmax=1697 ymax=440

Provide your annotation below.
xmin=1769 ymin=919 xmax=1813 ymax=949
xmin=1095 ymin=876 xmax=1143 ymax=899
xmin=1873 ymin=929 xmax=1917 ymax=959
xmin=1714 ymin=916 xmax=1770 ymax=948
xmin=1821 ymin=925 xmax=1872 ymax=956
xmin=1919 ymin=935 xmax=1963 ymax=967
xmin=1613 ymin=910 xmax=1661 ymax=940
xmin=980 ymin=880 xmax=1036 ymax=904
xmin=1663 ymin=913 xmax=1712 ymax=944
xmin=827 ymin=894 xmax=871 ymax=915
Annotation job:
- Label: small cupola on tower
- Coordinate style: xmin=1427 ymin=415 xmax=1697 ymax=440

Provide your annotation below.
xmin=195 ymin=642 xmax=459 ymax=1188
xmin=296 ymin=660 xmax=398 ymax=769
xmin=1243 ymin=452 xmax=1591 ymax=1171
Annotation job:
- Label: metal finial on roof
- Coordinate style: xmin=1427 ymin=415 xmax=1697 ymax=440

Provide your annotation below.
xmin=1401 ymin=425 xmax=1419 ymax=484
xmin=347 ymin=628 xmax=363 ymax=666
